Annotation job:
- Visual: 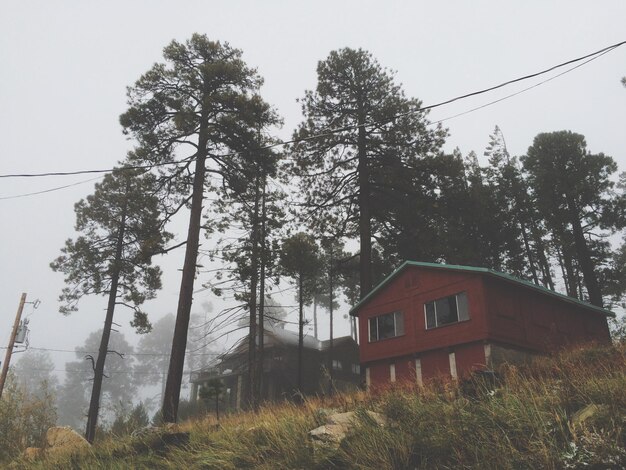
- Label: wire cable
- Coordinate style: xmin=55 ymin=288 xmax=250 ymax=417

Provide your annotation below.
xmin=0 ymin=176 xmax=104 ymax=200
xmin=430 ymin=45 xmax=616 ymax=126
xmin=0 ymin=345 xmax=220 ymax=357
xmin=0 ymin=39 xmax=623 ymax=181
xmin=0 ymin=156 xmax=193 ymax=179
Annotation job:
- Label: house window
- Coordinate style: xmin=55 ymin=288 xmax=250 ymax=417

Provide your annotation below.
xmin=369 ymin=311 xmax=404 ymax=342
xmin=351 ymin=364 xmax=360 ymax=374
xmin=424 ymin=292 xmax=469 ymax=329
xmin=332 ymin=359 xmax=343 ymax=371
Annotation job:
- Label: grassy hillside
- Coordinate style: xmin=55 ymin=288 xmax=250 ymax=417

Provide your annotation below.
xmin=10 ymin=342 xmax=626 ymax=469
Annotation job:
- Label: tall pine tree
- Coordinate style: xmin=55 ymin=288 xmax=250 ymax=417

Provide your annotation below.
xmin=289 ymin=48 xmax=446 ymax=298
xmin=51 ymin=168 xmax=171 ymax=442
xmin=120 ymin=35 xmax=280 ymax=422
xmin=523 ymin=131 xmax=618 ymax=307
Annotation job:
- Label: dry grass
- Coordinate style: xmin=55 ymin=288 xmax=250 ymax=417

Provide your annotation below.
xmin=10 ymin=342 xmax=626 ymax=469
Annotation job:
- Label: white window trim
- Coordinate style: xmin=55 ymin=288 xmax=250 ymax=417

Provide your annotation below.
xmin=424 ymin=292 xmax=469 ymax=329
xmin=369 ymin=311 xmax=404 ymax=342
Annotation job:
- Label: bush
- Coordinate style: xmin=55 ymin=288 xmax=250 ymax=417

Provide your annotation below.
xmin=110 ymin=402 xmax=150 ymax=436
xmin=0 ymin=371 xmax=57 ymax=463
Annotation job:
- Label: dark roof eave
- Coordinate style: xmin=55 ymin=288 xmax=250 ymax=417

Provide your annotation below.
xmin=349 ymin=261 xmax=615 ymax=318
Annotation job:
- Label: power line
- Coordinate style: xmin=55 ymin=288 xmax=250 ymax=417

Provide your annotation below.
xmin=0 ymin=156 xmax=193 ymax=179
xmin=0 ymin=39 xmax=623 ymax=182
xmin=0 ymin=176 xmax=104 ymax=201
xmin=1 ymin=345 xmax=220 ymax=357
xmin=16 ymin=366 xmax=189 ymax=376
xmin=431 ymin=45 xmax=616 ymax=126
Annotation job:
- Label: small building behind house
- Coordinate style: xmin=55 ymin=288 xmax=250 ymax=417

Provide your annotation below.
xmin=350 ymin=261 xmax=613 ymax=390
xmin=190 ymin=322 xmax=360 ymax=409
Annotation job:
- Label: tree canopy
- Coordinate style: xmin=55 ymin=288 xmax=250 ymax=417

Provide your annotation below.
xmin=120 ymin=34 xmax=280 ymax=422
xmin=523 ymin=131 xmax=618 ymax=307
xmin=50 ymin=168 xmax=171 ymax=332
xmin=289 ymin=48 xmax=446 ymax=298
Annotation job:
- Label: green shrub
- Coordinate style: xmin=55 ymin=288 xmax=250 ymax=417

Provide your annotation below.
xmin=0 ymin=371 xmax=57 ymax=463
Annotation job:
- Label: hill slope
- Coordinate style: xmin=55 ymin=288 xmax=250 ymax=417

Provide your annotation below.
xmin=12 ymin=343 xmax=626 ymax=469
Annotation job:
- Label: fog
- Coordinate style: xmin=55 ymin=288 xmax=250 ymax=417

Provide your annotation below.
xmin=1 ymin=1 xmax=625 ymax=411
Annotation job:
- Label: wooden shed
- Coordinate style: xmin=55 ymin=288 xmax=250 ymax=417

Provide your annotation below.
xmin=349 ymin=261 xmax=613 ymax=389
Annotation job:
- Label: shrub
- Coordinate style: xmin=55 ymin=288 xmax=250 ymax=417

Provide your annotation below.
xmin=0 ymin=371 xmax=57 ymax=463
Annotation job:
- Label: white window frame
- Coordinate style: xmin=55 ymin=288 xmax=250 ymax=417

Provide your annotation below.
xmin=424 ymin=292 xmax=469 ymax=329
xmin=368 ymin=311 xmax=404 ymax=342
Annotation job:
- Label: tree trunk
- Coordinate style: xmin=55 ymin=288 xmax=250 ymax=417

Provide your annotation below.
xmin=161 ymin=113 xmax=209 ymax=423
xmin=516 ymin=215 xmax=539 ymax=284
xmin=297 ymin=274 xmax=304 ymax=394
xmin=567 ymin=198 xmax=603 ymax=307
xmin=256 ymin=177 xmax=267 ymax=403
xmin=312 ymin=298 xmax=318 ymax=340
xmin=556 ymin=241 xmax=578 ymax=299
xmin=247 ymin=175 xmax=261 ymax=409
xmin=328 ymin=247 xmax=334 ymax=395
xmin=85 ymin=190 xmax=127 ymax=443
xmin=357 ymin=109 xmax=372 ymax=298
xmin=528 ymin=216 xmax=554 ymax=290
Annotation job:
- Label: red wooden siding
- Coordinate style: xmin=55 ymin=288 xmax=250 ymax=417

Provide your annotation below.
xmin=419 ymin=349 xmax=450 ymax=380
xmin=368 ymin=362 xmax=390 ymax=386
xmin=355 ymin=263 xmax=612 ymax=390
xmin=452 ymin=342 xmax=487 ymax=379
xmin=483 ymin=277 xmax=611 ymax=351
xmin=358 ymin=266 xmax=488 ymax=364
xmin=393 ymin=356 xmax=415 ymax=383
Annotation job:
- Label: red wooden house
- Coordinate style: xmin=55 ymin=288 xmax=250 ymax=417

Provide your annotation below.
xmin=350 ymin=261 xmax=613 ymax=389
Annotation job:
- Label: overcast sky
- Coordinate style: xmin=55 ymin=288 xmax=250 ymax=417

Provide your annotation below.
xmin=1 ymin=1 xmax=625 ymax=389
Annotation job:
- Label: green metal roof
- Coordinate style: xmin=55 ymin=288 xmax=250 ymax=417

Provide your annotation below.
xmin=349 ymin=260 xmax=615 ymax=317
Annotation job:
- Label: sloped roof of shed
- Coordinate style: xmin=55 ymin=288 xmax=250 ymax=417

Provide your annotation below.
xmin=349 ymin=261 xmax=614 ymax=317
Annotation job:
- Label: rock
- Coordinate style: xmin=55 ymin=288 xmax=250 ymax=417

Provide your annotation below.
xmin=309 ymin=411 xmax=386 ymax=449
xmin=45 ymin=426 xmax=91 ymax=458
xmin=46 ymin=426 xmax=91 ymax=450
xmin=22 ymin=447 xmax=43 ymax=461
xmin=570 ymin=404 xmax=607 ymax=428
xmin=129 ymin=423 xmax=190 ymax=456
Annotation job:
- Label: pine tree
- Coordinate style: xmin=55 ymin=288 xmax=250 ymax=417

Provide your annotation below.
xmin=523 ymin=131 xmax=618 ymax=306
xmin=56 ymin=330 xmax=138 ymax=432
xmin=279 ymin=233 xmax=323 ymax=394
xmin=120 ymin=35 xmax=280 ymax=422
xmin=289 ymin=48 xmax=446 ymax=298
xmin=483 ymin=126 xmax=552 ymax=283
xmin=51 ymin=168 xmax=170 ymax=442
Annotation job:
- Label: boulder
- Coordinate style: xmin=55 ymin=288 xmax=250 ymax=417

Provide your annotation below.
xmin=570 ymin=404 xmax=607 ymax=428
xmin=309 ymin=411 xmax=386 ymax=449
xmin=129 ymin=423 xmax=190 ymax=456
xmin=45 ymin=426 xmax=91 ymax=457
xmin=22 ymin=447 xmax=43 ymax=461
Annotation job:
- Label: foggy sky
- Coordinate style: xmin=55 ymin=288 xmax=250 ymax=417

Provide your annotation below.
xmin=1 ymin=1 xmax=625 ymax=388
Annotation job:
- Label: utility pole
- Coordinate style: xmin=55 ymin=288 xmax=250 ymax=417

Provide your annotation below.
xmin=0 ymin=293 xmax=27 ymax=399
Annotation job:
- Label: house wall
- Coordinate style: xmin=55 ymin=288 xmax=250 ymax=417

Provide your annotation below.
xmin=483 ymin=277 xmax=611 ymax=352
xmin=358 ymin=266 xmax=489 ymax=365
xmin=453 ymin=342 xmax=488 ymax=378
xmin=322 ymin=338 xmax=362 ymax=392
xmin=357 ymin=265 xmax=611 ymax=390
